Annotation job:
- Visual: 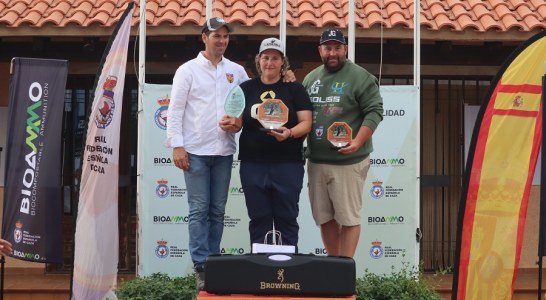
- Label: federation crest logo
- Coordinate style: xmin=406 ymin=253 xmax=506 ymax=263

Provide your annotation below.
xmin=370 ymin=240 xmax=383 ymax=259
xmin=315 ymin=126 xmax=324 ymax=138
xmin=370 ymin=180 xmax=384 ymax=199
xmin=155 ymin=239 xmax=169 ymax=258
xmin=154 ymin=96 xmax=170 ymax=130
xmin=156 ymin=179 xmax=170 ymax=198
xmin=95 ymin=76 xmax=117 ymax=129
xmin=226 ymin=73 xmax=234 ymax=83
xmin=14 ymin=220 xmax=23 ymax=244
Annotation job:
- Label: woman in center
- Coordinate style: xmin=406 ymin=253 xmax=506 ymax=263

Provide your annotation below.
xmin=238 ymin=38 xmax=312 ymax=249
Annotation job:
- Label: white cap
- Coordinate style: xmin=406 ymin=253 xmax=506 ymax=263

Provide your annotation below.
xmin=259 ymin=38 xmax=284 ymax=56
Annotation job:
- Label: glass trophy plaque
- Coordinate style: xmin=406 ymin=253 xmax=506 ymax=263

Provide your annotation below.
xmin=224 ymin=85 xmax=245 ymax=117
xmin=327 ymin=122 xmax=352 ymax=149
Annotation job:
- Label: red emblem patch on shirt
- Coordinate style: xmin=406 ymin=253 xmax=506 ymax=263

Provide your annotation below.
xmin=226 ymin=73 xmax=234 ymax=83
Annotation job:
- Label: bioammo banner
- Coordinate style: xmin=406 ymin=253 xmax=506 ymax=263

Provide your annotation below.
xmin=2 ymin=57 xmax=67 ymax=263
xmin=139 ymin=84 xmax=419 ymax=277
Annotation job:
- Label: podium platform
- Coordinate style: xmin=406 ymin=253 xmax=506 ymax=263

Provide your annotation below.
xmin=204 ymin=254 xmax=355 ymax=297
xmin=197 ymin=291 xmax=356 ymax=300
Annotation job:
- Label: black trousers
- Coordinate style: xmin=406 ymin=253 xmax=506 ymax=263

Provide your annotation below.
xmin=240 ymin=161 xmax=304 ymax=248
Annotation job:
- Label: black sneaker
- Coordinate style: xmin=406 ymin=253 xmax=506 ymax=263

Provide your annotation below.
xmin=195 ymin=265 xmax=205 ymax=291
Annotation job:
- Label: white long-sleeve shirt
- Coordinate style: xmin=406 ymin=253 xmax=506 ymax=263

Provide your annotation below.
xmin=165 ymin=52 xmax=249 ymax=155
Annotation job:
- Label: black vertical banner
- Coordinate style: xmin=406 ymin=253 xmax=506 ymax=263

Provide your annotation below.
xmin=2 ymin=58 xmax=68 ymax=263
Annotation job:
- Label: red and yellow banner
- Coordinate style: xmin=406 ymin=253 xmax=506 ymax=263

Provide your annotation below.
xmin=453 ymin=32 xmax=546 ymax=299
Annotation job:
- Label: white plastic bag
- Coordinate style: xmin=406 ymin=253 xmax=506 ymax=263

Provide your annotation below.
xmin=251 ymin=230 xmax=295 ymax=254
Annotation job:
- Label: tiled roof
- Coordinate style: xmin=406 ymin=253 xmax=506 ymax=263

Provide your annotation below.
xmin=0 ymin=0 xmax=545 ymax=34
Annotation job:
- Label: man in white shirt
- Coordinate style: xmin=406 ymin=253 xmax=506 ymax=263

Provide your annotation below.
xmin=165 ymin=17 xmax=249 ymax=290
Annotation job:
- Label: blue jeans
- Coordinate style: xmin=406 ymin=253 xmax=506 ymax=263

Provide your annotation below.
xmin=184 ymin=153 xmax=233 ymax=268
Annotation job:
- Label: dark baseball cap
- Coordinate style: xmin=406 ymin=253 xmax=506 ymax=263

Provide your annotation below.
xmin=202 ymin=17 xmax=233 ymax=34
xmin=319 ymin=28 xmax=346 ymax=45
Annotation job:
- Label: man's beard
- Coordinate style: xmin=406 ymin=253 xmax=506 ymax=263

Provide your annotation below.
xmin=323 ymin=59 xmax=345 ymax=73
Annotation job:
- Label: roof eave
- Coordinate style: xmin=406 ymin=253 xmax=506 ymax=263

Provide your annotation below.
xmin=0 ymin=23 xmax=539 ymax=43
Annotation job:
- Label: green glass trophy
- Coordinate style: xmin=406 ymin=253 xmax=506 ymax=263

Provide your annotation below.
xmin=224 ymin=85 xmax=245 ymax=117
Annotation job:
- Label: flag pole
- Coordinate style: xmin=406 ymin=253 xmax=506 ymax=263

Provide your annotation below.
xmin=136 ymin=0 xmax=146 ymax=277
xmin=280 ymin=0 xmax=286 ymax=56
xmin=206 ymin=0 xmax=212 ymax=19
xmin=0 ymin=145 xmax=2 ymax=300
xmin=414 ymin=0 xmax=421 ymax=89
xmin=538 ymin=62 xmax=546 ymax=300
xmin=0 ymin=256 xmax=4 ymax=300
xmin=414 ymin=0 xmax=421 ymax=270
xmin=348 ymin=0 xmax=354 ymax=62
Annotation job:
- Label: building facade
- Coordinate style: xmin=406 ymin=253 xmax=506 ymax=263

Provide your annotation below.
xmin=0 ymin=0 xmax=544 ymax=274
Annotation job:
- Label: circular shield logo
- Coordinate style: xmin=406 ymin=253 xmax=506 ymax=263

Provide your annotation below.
xmin=155 ymin=244 xmax=169 ymax=258
xmin=370 ymin=184 xmax=384 ymax=199
xmin=14 ymin=228 xmax=22 ymax=244
xmin=154 ymin=106 xmax=168 ymax=130
xmin=156 ymin=183 xmax=170 ymax=198
xmin=370 ymin=245 xmax=383 ymax=259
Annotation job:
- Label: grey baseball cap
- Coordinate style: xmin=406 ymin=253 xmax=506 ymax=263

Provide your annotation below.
xmin=202 ymin=17 xmax=233 ymax=34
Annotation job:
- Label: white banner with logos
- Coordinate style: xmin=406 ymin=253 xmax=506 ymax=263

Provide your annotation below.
xmin=140 ymin=84 xmax=192 ymax=276
xmin=139 ymin=84 xmax=419 ymax=277
xmin=361 ymin=85 xmax=419 ymax=274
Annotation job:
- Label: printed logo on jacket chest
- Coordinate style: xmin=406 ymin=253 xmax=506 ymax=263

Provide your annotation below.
xmin=330 ymin=82 xmax=348 ymax=94
xmin=323 ymin=106 xmax=343 ymax=116
xmin=308 ymin=80 xmax=346 ymax=104
xmin=314 ymin=125 xmax=324 ymax=139
xmin=307 ymin=80 xmax=323 ymax=95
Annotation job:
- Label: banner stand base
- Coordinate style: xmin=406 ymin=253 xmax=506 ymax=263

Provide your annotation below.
xmin=1 ymin=255 xmax=4 ymax=300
